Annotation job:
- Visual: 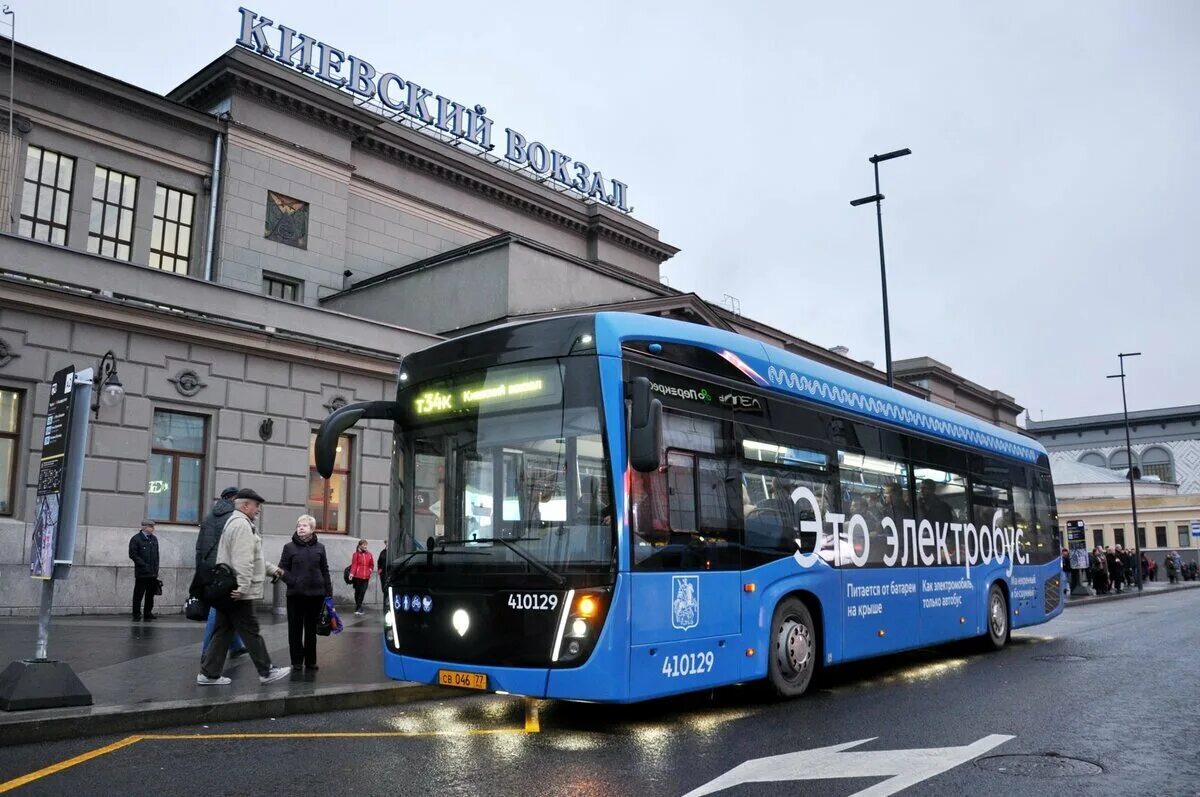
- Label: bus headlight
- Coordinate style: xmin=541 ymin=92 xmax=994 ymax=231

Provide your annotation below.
xmin=552 ymin=590 xmax=608 ymax=664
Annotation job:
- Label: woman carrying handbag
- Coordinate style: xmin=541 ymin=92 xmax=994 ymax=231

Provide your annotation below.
xmin=278 ymin=515 xmax=333 ymax=673
xmin=349 ymin=539 xmax=374 ymax=615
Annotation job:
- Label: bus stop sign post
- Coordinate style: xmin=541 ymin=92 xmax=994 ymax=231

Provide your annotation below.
xmin=1065 ymin=520 xmax=1093 ymax=597
xmin=0 ymin=365 xmax=94 ymax=711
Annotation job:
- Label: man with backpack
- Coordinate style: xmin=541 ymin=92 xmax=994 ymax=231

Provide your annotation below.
xmin=195 ymin=486 xmax=246 ymax=659
xmin=197 ymin=488 xmax=290 ymax=685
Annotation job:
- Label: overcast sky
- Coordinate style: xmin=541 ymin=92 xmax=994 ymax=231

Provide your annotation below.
xmin=12 ymin=1 xmax=1197 ymax=421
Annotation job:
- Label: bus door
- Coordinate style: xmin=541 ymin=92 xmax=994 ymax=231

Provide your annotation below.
xmin=628 ymin=434 xmax=743 ymax=696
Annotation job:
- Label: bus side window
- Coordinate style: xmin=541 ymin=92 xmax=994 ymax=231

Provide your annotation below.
xmin=742 ymin=437 xmax=832 ymax=557
xmin=914 ymin=464 xmax=968 ymax=564
xmin=632 ymin=410 xmax=741 ymax=571
xmin=838 ymin=450 xmax=908 ymax=566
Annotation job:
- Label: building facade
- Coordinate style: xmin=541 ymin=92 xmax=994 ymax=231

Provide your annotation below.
xmin=1028 ymin=405 xmax=1200 ymax=493
xmin=0 ymin=28 xmax=1027 ymax=615
xmin=1049 ymin=460 xmax=1199 ymax=570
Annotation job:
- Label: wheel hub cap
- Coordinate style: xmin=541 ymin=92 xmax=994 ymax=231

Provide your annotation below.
xmin=778 ymin=619 xmax=811 ymax=676
xmin=990 ymin=596 xmax=1006 ymax=636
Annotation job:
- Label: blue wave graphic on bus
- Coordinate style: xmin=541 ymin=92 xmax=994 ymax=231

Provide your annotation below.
xmin=765 ymin=366 xmax=1038 ymax=463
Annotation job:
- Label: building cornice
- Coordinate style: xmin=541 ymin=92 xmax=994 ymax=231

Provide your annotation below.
xmin=323 ymin=232 xmax=675 ymax=305
xmin=1029 ymin=405 xmax=1200 ymax=434
xmin=1 ymin=38 xmax=222 ymax=135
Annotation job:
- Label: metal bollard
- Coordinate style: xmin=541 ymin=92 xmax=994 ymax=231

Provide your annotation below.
xmin=272 ymin=577 xmax=286 ymax=617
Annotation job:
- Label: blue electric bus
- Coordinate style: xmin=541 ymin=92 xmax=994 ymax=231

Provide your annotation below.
xmin=315 ymin=312 xmax=1062 ymax=701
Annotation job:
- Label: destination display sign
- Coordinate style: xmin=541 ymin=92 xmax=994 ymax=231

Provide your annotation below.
xmin=410 ymin=364 xmax=561 ymax=418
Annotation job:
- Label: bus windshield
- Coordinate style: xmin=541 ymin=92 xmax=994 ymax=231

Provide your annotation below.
xmin=395 ymin=356 xmax=614 ymax=586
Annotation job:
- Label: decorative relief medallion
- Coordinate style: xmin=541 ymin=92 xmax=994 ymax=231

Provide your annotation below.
xmin=169 ymin=369 xmax=207 ymax=397
xmin=0 ymin=339 xmax=19 ymax=368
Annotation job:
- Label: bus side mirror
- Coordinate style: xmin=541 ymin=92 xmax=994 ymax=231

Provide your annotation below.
xmin=628 ymin=377 xmax=662 ymax=473
xmin=315 ymin=400 xmax=399 ymax=478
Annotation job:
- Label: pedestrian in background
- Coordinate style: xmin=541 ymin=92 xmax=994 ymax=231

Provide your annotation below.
xmin=1109 ymin=547 xmax=1125 ymax=594
xmin=196 ymin=486 xmax=246 ymax=659
xmin=1090 ymin=546 xmax=1109 ymax=594
xmin=128 ymin=520 xmax=160 ymax=621
xmin=278 ymin=514 xmax=332 ymax=673
xmin=1165 ymin=552 xmax=1179 ymax=584
xmin=197 ymin=488 xmax=290 ymax=686
xmin=377 ymin=545 xmax=388 ymax=600
xmin=349 ymin=539 xmax=374 ymax=615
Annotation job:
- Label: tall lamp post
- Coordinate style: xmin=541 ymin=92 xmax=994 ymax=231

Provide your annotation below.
xmin=850 ymin=147 xmax=911 ymax=388
xmin=1108 ymin=351 xmax=1143 ymax=592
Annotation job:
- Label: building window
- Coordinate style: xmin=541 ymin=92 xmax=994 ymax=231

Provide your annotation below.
xmin=1154 ymin=526 xmax=1167 ymax=548
xmin=1140 ymin=447 xmax=1173 ymax=482
xmin=149 ymin=185 xmax=195 ymax=274
xmin=148 ymin=410 xmax=207 ymax=525
xmin=19 ymin=145 xmax=74 ymax=245
xmin=1113 ymin=527 xmax=1125 ymax=548
xmin=1079 ymin=452 xmax=1106 ymax=468
xmin=263 ymin=273 xmax=302 ymax=302
xmin=0 ymin=389 xmax=22 ymax=516
xmin=308 ymin=433 xmax=351 ymax=533
xmin=265 ymin=191 xmax=308 ymax=249
xmin=1137 ymin=526 xmax=1147 ymax=548
xmin=1179 ymin=525 xmax=1191 ymax=548
xmin=88 ymin=166 xmax=138 ymax=260
xmin=1108 ymin=448 xmax=1133 ymax=473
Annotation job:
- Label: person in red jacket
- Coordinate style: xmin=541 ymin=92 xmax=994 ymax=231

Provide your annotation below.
xmin=349 ymin=539 xmax=374 ymax=615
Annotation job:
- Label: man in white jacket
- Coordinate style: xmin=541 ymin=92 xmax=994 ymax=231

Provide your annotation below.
xmin=197 ymin=488 xmax=291 ymax=685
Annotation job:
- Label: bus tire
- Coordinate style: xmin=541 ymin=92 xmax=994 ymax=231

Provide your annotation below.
xmin=767 ymin=597 xmax=817 ymax=698
xmin=982 ymin=583 xmax=1009 ymax=651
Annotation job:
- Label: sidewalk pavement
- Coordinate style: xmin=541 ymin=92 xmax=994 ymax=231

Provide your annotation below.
xmin=0 ymin=610 xmax=448 ymax=746
xmin=1063 ymin=577 xmax=1200 ymax=607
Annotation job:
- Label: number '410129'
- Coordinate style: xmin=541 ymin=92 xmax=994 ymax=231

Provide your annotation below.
xmin=661 ymin=651 xmax=714 ymax=678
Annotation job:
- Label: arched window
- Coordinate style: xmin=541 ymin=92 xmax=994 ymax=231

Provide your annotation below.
xmin=1108 ymin=449 xmax=1134 ymax=472
xmin=1140 ymin=447 xmax=1174 ymax=482
xmin=1078 ymin=452 xmax=1106 ymax=468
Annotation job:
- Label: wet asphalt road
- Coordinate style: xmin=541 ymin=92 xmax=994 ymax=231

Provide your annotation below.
xmin=2 ymin=589 xmax=1198 ymax=797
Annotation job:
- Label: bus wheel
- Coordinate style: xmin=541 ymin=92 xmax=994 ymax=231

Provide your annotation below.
xmin=983 ymin=583 xmax=1009 ymax=651
xmin=768 ymin=597 xmax=816 ymax=698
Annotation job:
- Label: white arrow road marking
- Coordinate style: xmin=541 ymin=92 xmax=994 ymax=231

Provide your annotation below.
xmin=682 ymin=733 xmax=1014 ymax=797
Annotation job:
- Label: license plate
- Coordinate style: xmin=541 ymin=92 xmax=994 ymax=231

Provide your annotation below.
xmin=437 ymin=669 xmax=488 ymax=690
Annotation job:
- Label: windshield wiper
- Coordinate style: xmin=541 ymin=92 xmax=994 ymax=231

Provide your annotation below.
xmin=487 ymin=536 xmax=566 ymax=586
xmin=395 ymin=544 xmax=489 ymax=572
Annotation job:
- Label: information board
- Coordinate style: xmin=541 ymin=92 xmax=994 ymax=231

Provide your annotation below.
xmin=31 ymin=366 xmax=76 ymax=580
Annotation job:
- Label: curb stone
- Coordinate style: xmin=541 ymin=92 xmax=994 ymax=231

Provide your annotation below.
xmin=1064 ymin=581 xmax=1200 ymax=608
xmin=0 ymin=682 xmax=458 ymax=747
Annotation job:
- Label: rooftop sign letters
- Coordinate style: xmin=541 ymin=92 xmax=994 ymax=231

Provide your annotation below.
xmin=236 ymin=8 xmax=631 ymax=213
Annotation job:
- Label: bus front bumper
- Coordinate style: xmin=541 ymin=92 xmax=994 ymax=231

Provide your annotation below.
xmin=386 ymin=647 xmax=552 ymax=698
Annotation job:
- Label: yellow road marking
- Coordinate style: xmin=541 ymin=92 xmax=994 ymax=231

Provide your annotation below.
xmin=524 ymin=698 xmax=541 ymax=733
xmin=1 ymin=711 xmax=540 ymax=789
xmin=141 ymin=729 xmax=526 ymax=740
xmin=0 ymin=735 xmax=143 ymax=794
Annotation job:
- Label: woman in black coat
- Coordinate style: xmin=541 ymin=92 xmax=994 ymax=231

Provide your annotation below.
xmin=278 ymin=515 xmax=333 ymax=671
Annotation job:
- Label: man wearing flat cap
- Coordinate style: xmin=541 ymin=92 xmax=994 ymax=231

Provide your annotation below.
xmin=128 ymin=519 xmax=159 ymax=621
xmin=198 ymin=488 xmax=291 ymax=685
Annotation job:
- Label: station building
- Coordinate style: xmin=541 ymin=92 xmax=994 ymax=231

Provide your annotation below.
xmin=0 ymin=24 xmax=1025 ymax=614
xmin=1029 ymin=407 xmax=1200 ymax=569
